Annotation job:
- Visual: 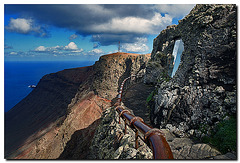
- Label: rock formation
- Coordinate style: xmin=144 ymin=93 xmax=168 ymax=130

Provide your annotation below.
xmin=87 ymin=106 xmax=153 ymax=159
xmin=5 ymin=52 xmax=150 ymax=159
xmin=145 ymin=4 xmax=236 ymax=144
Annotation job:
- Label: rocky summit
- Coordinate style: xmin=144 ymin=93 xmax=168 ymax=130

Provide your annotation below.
xmin=4 ymin=4 xmax=237 ymax=160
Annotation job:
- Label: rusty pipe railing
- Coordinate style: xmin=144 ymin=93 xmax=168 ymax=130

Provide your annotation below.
xmin=115 ymin=76 xmax=173 ymax=159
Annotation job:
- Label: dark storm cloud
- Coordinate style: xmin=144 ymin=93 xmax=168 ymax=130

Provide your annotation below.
xmin=5 ymin=4 xmax=193 ymax=46
xmin=91 ymin=33 xmax=146 ymax=46
xmin=5 ymin=4 xmax=155 ymax=33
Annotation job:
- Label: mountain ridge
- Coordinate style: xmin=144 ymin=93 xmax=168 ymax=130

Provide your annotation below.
xmin=5 ymin=52 xmax=151 ymax=159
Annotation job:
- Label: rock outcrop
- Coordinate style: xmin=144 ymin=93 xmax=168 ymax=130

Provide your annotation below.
xmin=162 ymin=129 xmax=236 ymax=159
xmin=145 ymin=4 xmax=236 ymax=144
xmin=92 ymin=52 xmax=150 ymax=100
xmin=88 ymin=106 xmax=153 ymax=159
xmin=5 ymin=52 xmax=150 ymax=159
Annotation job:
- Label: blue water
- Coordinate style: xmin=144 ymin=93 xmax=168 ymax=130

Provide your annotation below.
xmin=4 ymin=61 xmax=95 ymax=112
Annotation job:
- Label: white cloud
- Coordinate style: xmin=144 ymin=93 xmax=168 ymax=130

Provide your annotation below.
xmin=5 ymin=18 xmax=49 ymax=37
xmin=91 ymin=49 xmax=103 ymax=54
xmin=84 ymin=4 xmax=114 ymax=16
xmin=6 ymin=18 xmax=32 ymax=34
xmin=89 ymin=12 xmax=172 ymax=35
xmin=87 ymin=49 xmax=104 ymax=55
xmin=71 ymin=49 xmax=84 ymax=53
xmin=154 ymin=4 xmax=195 ymax=18
xmin=122 ymin=37 xmax=149 ymax=53
xmin=35 ymin=46 xmax=46 ymax=51
xmin=33 ymin=42 xmax=84 ymax=56
xmin=48 ymin=45 xmax=63 ymax=51
xmin=10 ymin=52 xmax=17 ymax=55
xmin=64 ymin=42 xmax=78 ymax=50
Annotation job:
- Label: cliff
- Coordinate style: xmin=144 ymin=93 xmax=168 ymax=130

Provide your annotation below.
xmin=145 ymin=4 xmax=236 ymax=153
xmin=5 ymin=66 xmax=94 ymax=158
xmin=4 ymin=52 xmax=150 ymax=159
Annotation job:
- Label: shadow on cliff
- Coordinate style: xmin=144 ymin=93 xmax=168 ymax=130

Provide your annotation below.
xmin=58 ymin=118 xmax=101 ymax=160
xmin=5 ymin=66 xmax=94 ymax=158
xmin=111 ymin=58 xmax=133 ymax=106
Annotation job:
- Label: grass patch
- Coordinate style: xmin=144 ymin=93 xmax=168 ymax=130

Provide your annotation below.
xmin=202 ymin=116 xmax=237 ymax=153
xmin=146 ymin=91 xmax=155 ymax=104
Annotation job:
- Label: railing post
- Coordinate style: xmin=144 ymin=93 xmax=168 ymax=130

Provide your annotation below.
xmin=124 ymin=119 xmax=127 ymax=134
xmin=135 ymin=130 xmax=139 ymax=149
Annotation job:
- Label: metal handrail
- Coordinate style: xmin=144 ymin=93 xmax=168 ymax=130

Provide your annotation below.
xmin=115 ymin=76 xmax=173 ymax=159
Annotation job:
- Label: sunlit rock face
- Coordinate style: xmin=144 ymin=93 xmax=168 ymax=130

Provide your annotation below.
xmin=145 ymin=4 xmax=236 ymax=138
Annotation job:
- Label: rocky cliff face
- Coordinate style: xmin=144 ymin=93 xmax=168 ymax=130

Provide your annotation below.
xmin=5 ymin=52 xmax=150 ymax=159
xmin=145 ymin=4 xmax=236 ymax=140
xmin=92 ymin=52 xmax=150 ymax=100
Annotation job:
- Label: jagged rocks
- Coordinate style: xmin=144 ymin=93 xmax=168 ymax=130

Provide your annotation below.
xmin=162 ymin=129 xmax=236 ymax=159
xmin=88 ymin=107 xmax=153 ymax=159
xmin=89 ymin=107 xmax=236 ymax=159
xmin=145 ymin=4 xmax=236 ymax=145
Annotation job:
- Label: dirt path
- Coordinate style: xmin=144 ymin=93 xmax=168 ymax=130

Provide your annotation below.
xmin=122 ymin=83 xmax=155 ymax=126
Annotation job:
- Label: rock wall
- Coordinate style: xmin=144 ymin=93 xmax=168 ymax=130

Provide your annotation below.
xmin=145 ymin=4 xmax=237 ymax=138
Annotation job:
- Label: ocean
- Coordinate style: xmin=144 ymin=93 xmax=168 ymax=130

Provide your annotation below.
xmin=4 ymin=61 xmax=95 ymax=112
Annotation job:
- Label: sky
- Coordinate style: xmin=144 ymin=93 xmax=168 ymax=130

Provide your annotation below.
xmin=171 ymin=39 xmax=184 ymax=77
xmin=4 ymin=4 xmax=195 ymax=61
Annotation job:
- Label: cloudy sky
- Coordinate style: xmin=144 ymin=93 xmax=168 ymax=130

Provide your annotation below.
xmin=4 ymin=4 xmax=195 ymax=61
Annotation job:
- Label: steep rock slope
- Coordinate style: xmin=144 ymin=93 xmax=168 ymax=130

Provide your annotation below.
xmin=5 ymin=52 xmax=150 ymax=159
xmin=145 ymin=4 xmax=236 ymax=140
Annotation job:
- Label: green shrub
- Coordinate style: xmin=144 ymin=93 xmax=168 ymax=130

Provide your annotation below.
xmin=146 ymin=91 xmax=155 ymax=104
xmin=202 ymin=116 xmax=237 ymax=153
